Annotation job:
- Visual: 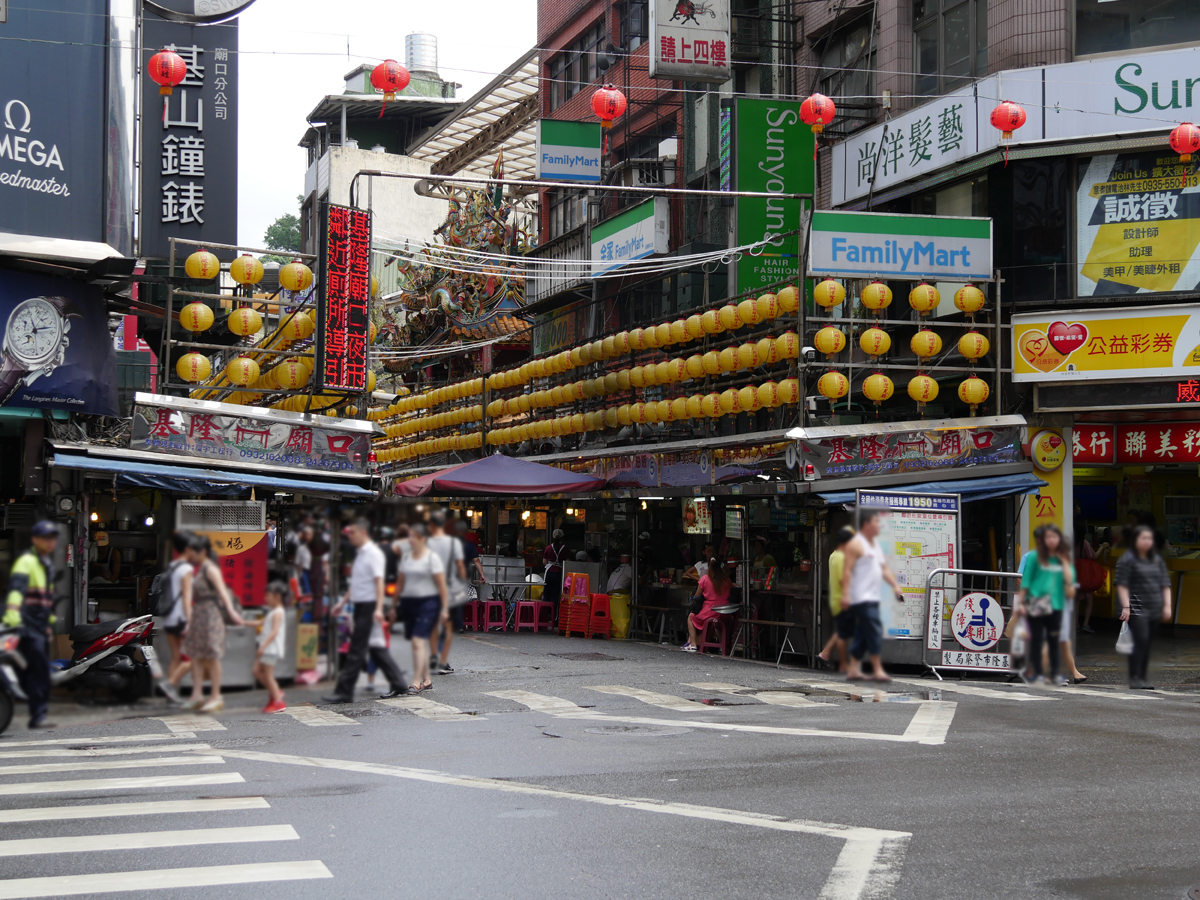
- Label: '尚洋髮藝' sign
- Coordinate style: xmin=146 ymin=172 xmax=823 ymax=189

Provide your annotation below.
xmin=809 ymin=210 xmax=992 ymax=281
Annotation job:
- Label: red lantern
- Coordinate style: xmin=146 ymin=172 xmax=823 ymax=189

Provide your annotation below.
xmin=990 ymin=100 xmax=1027 ymax=140
xmin=591 ymin=85 xmax=627 ymax=128
xmin=1170 ymin=123 xmax=1200 ymax=163
xmin=371 ymin=59 xmax=411 ymax=102
xmin=800 ymin=93 xmax=836 ymax=134
xmin=147 ymin=48 xmax=187 ymax=96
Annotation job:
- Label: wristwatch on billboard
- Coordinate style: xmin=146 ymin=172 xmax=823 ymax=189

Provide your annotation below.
xmin=0 ymin=296 xmax=83 ymax=406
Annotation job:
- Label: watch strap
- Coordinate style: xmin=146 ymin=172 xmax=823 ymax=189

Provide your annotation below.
xmin=44 ymin=295 xmax=83 ymax=319
xmin=0 ymin=354 xmax=26 ymax=406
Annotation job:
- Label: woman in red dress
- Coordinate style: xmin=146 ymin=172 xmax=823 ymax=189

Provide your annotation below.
xmin=682 ymin=557 xmax=731 ymax=652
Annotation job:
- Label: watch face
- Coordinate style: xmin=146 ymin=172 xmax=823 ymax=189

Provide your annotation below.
xmin=6 ymin=298 xmax=63 ymax=369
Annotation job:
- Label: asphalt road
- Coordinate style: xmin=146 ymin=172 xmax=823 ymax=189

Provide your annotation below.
xmin=2 ymin=633 xmax=1199 ymax=900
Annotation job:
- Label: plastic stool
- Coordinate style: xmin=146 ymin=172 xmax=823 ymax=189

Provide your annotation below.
xmin=461 ymin=600 xmax=482 ymax=632
xmin=700 ymin=613 xmax=739 ymax=656
xmin=483 ymin=599 xmax=507 ymax=632
xmin=535 ymin=601 xmax=555 ymax=632
xmin=514 ymin=600 xmax=539 ymax=632
xmin=588 ymin=593 xmax=611 ymax=639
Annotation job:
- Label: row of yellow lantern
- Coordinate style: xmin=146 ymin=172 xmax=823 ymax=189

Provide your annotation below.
xmin=183 ymin=249 xmax=314 ymax=294
xmin=378 ymin=432 xmax=486 ymax=463
xmin=814 ymin=325 xmax=991 ymax=361
xmin=817 ymin=371 xmax=991 ymax=407
xmin=381 ymin=405 xmax=485 ymax=438
xmin=813 ymin=280 xmax=986 ymax=316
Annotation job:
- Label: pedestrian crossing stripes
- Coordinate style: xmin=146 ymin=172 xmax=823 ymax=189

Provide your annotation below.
xmin=0 ymin=797 xmax=270 ymax=824
xmin=0 ymin=772 xmax=244 ymax=797
xmin=0 ymin=755 xmax=223 ymax=777
xmin=152 ymin=714 xmax=227 ymax=732
xmin=0 ymin=861 xmax=333 ymax=900
xmin=587 ymin=685 xmax=727 ymax=712
xmin=0 ymin=743 xmax=211 ymax=760
xmin=0 ymin=733 xmax=197 ymax=748
xmin=379 ymin=695 xmax=483 ymax=721
xmin=685 ymin=682 xmax=824 ymax=708
xmin=0 ymin=824 xmax=298 ymax=857
xmin=278 ymin=704 xmax=355 ymax=726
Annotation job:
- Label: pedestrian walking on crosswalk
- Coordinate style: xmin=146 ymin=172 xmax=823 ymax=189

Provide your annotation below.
xmin=841 ymin=510 xmax=900 ymax=683
xmin=254 ymin=581 xmax=288 ymax=713
xmin=182 ymin=535 xmax=245 ymax=713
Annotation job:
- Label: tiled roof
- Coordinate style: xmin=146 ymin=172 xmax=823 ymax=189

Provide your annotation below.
xmin=450 ymin=315 xmax=531 ymax=341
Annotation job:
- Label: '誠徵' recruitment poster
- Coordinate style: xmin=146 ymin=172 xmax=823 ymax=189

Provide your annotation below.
xmin=1077 ymin=150 xmax=1200 ymax=297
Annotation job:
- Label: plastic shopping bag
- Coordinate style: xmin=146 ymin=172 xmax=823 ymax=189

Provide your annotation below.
xmin=1010 ymin=617 xmax=1028 ymax=658
xmin=1115 ymin=622 xmax=1134 ymax=655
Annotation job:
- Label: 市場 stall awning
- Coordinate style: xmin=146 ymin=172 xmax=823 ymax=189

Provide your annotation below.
xmin=393 ymin=454 xmax=604 ymax=497
xmin=50 ymin=453 xmax=376 ymax=499
xmin=816 ymin=472 xmax=1048 ymax=505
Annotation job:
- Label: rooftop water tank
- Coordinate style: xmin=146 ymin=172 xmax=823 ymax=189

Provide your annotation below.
xmin=405 ymin=33 xmax=438 ymax=77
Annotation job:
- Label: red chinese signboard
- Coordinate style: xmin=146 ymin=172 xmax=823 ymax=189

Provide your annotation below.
xmin=1072 ymin=424 xmax=1114 ymax=464
xmin=1114 ymin=423 xmax=1200 ymax=463
xmin=318 ymin=204 xmax=371 ymax=392
xmin=196 ymin=530 xmax=268 ymax=607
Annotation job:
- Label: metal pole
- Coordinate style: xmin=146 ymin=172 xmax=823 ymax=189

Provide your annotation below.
xmin=994 ymin=268 xmax=1002 ymax=416
xmin=164 ymin=237 xmax=176 ymax=394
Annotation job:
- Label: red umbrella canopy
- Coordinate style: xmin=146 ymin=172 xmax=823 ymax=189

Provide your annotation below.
xmin=394 ymin=455 xmax=604 ymax=497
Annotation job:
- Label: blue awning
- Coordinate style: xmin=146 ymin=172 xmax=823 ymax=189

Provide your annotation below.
xmin=817 ymin=472 xmax=1047 ymax=505
xmin=50 ymin=453 xmax=375 ymax=499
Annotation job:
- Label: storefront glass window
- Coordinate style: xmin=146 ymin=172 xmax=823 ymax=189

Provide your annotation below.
xmin=1077 ymin=0 xmax=1200 ymax=57
xmin=1007 ymin=158 xmax=1070 ymax=306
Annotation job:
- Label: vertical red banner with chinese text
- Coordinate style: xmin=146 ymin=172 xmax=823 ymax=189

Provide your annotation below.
xmin=318 ymin=204 xmax=372 ymax=392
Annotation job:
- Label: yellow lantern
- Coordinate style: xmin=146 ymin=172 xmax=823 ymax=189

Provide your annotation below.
xmin=176 ymin=352 xmax=211 ymax=382
xmin=958 ymin=375 xmax=990 ymax=410
xmin=655 ymin=322 xmax=672 ymax=347
xmin=701 ymin=309 xmax=724 ymax=334
xmin=282 ymin=313 xmax=315 ymax=342
xmin=644 ymin=363 xmax=663 ymax=387
xmin=275 ymin=361 xmax=310 ymax=390
xmin=580 ymin=379 xmax=597 ymax=400
xmin=860 ymin=281 xmax=892 ymax=312
xmin=643 ymin=401 xmax=661 ymax=423
xmin=813 ymin=279 xmax=845 ymax=309
xmin=602 ymin=335 xmax=617 ymax=358
xmin=487 ymin=399 xmax=504 ymax=417
xmin=719 ymin=388 xmax=741 ymax=415
xmin=278 ymin=259 xmax=314 ymax=292
xmin=668 ymin=357 xmax=689 ymax=382
xmin=756 ymin=381 xmax=780 ymax=409
xmin=817 ymin=370 xmax=849 ymax=400
xmin=778 ymin=378 xmax=801 ymax=404
xmin=532 ymin=359 xmax=547 ymax=379
xmin=655 ymin=360 xmax=672 ymax=384
xmin=184 ymin=249 xmax=219 ymax=280
xmin=630 ymin=366 xmax=647 ymax=388
xmin=669 ymin=319 xmax=688 ymax=344
xmin=718 ymin=345 xmax=739 ymax=373
xmin=910 ymin=329 xmax=943 ymax=359
xmin=737 ymin=342 xmax=760 ymax=370
xmin=701 ymin=393 xmax=722 ymax=417
xmin=230 ymin=254 xmax=264 ymax=285
xmin=685 ymin=394 xmax=704 ymax=418
xmin=862 ymin=373 xmax=894 ymax=404
xmin=571 ymin=347 xmax=587 ymax=368
xmin=958 ymin=331 xmax=990 ymax=360
xmin=224 ymin=356 xmax=260 ymax=387
xmin=814 ymin=326 xmax=846 ymax=356
xmin=227 ymin=307 xmax=262 ymax=337
xmin=738 ymin=384 xmax=762 ymax=412
xmin=756 ymin=293 xmax=779 ymax=321
xmin=516 ymin=394 xmax=532 ymax=413
xmin=642 ymin=324 xmax=661 ymax=349
xmin=776 ymin=285 xmax=800 ymax=314
xmin=615 ymin=331 xmax=631 ymax=354
xmin=594 ymin=375 xmax=610 ymax=397
xmin=629 ymin=327 xmax=649 ymax=351
xmin=180 ymin=301 xmax=214 ymax=332
xmin=519 ymin=363 xmax=533 ymax=383
xmin=617 ymin=404 xmax=632 ymax=426
xmin=908 ymin=374 xmax=939 ymax=404
xmin=616 ymin=369 xmax=632 ymax=391
xmin=954 ymin=284 xmax=986 ymax=315
xmin=570 ymin=413 xmax=585 ymax=433
xmin=604 ymin=407 xmax=619 ymax=428
xmin=757 ymin=336 xmax=778 ymax=365
xmin=775 ymin=331 xmax=800 ymax=360
xmin=702 ymin=350 xmax=722 ymax=376
xmin=718 ymin=304 xmax=741 ymax=331
xmin=737 ymin=298 xmax=761 ymax=327
xmin=686 ymin=315 xmax=705 ymax=340
xmin=580 ymin=343 xmax=596 ymax=366
xmin=630 ymin=402 xmax=648 ymax=424
xmin=604 ymin=372 xmax=620 ymax=394
xmin=860 ymin=327 xmax=891 ymax=357
xmin=656 ymin=399 xmax=674 ymax=422
xmin=685 ymin=354 xmax=706 ymax=380
xmin=909 ymin=282 xmax=940 ymax=315
xmin=558 ymin=350 xmax=574 ymax=371
xmin=671 ymin=397 xmax=688 ymax=420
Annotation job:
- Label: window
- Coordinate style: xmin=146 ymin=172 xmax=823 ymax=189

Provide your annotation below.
xmin=620 ymin=0 xmax=647 ymax=51
xmin=817 ymin=20 xmax=876 ymax=136
xmin=1077 ymin=0 xmax=1200 ymax=57
xmin=913 ymin=0 xmax=986 ymax=97
xmin=548 ymin=22 xmax=607 ymax=111
xmin=546 ymin=189 xmax=587 ymax=241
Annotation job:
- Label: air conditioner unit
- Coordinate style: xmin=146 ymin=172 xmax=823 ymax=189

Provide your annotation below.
xmin=175 ymin=500 xmax=266 ymax=532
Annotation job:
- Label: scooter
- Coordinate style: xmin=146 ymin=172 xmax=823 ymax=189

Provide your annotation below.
xmin=0 ymin=627 xmax=24 ymax=734
xmin=52 ymin=614 xmax=161 ymax=703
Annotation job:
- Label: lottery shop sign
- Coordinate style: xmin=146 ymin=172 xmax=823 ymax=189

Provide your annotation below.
xmin=1013 ymin=304 xmax=1200 ymax=383
xmin=318 ymin=204 xmax=372 ymax=392
xmin=1073 ymin=422 xmax=1200 ymax=463
xmin=131 ymin=395 xmax=373 ymax=474
xmin=802 ymin=425 xmax=1021 ymax=480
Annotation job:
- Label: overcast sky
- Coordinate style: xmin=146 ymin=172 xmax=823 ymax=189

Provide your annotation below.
xmin=236 ymin=0 xmax=537 ymax=248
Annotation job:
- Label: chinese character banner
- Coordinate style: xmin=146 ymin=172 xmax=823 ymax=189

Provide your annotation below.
xmin=649 ymin=0 xmax=731 ymax=83
xmin=1114 ymin=423 xmax=1200 ymax=464
xmin=318 ymin=204 xmax=372 ymax=392
xmin=131 ymin=401 xmax=372 ymax=473
xmin=1012 ymin=303 xmax=1200 ymax=383
xmin=805 ymin=427 xmax=1021 ymax=480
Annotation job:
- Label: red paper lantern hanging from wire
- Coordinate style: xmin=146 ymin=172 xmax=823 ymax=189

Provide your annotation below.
xmin=990 ymin=100 xmax=1026 ymax=165
xmin=371 ymin=59 xmax=411 ymax=117
xmin=591 ymin=85 xmax=627 ymax=128
xmin=1170 ymin=122 xmax=1200 ymax=163
xmin=147 ymin=48 xmax=187 ymax=96
xmin=800 ymin=93 xmax=836 ymax=161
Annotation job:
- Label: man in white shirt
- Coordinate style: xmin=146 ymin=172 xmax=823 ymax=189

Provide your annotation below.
xmin=840 ymin=509 xmax=902 ymax=683
xmin=606 ymin=554 xmax=634 ymax=593
xmin=324 ymin=519 xmax=407 ymax=702
xmin=427 ymin=511 xmax=467 ymax=675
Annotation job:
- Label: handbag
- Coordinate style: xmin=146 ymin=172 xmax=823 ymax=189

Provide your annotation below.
xmin=689 ymin=594 xmax=705 ymax=615
xmin=446 ymin=540 xmax=471 ymax=608
xmin=1115 ymin=621 xmax=1134 ymax=654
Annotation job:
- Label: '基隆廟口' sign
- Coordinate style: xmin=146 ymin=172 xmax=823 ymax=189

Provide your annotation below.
xmin=591 ymin=198 xmax=668 ymax=276
xmin=649 ymin=0 xmax=732 ymax=83
xmin=1012 ymin=303 xmax=1200 ymax=383
xmin=809 ymin=210 xmax=992 ymax=281
xmin=536 ymin=120 xmax=602 ymax=183
xmin=318 ymin=204 xmax=372 ymax=392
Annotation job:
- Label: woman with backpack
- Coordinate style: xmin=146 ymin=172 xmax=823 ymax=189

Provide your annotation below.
xmin=157 ymin=530 xmax=195 ymax=704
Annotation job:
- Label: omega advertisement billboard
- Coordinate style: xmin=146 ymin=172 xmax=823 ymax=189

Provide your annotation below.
xmin=0 ymin=0 xmax=110 ymax=245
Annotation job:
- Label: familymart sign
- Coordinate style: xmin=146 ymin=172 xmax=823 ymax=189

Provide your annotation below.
xmin=809 ymin=211 xmax=992 ymax=281
xmin=536 ymin=120 xmax=602 ymax=183
xmin=592 ymin=197 xmax=669 ymax=276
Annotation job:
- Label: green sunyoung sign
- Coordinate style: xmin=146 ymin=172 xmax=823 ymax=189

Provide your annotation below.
xmin=734 ymin=98 xmax=814 ymax=296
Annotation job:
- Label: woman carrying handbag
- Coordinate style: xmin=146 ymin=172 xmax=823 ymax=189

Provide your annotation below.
xmin=1115 ymin=524 xmax=1173 ymax=690
xmin=1014 ymin=524 xmax=1074 ymax=686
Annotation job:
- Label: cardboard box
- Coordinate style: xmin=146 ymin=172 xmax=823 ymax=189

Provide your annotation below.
xmin=295 ymin=623 xmax=319 ymax=670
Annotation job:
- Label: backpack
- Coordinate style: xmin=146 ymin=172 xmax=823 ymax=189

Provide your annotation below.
xmin=149 ymin=559 xmax=187 ymax=617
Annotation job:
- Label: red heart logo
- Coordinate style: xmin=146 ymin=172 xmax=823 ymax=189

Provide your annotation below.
xmin=1047 ymin=321 xmax=1088 ymax=356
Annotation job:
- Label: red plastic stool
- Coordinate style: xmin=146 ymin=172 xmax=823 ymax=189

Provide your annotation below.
xmin=483 ymin=599 xmax=507 ymax=632
xmin=534 ymin=601 xmax=555 ymax=632
xmin=461 ymin=600 xmax=482 ymax=632
xmin=699 ymin=619 xmax=727 ymax=655
xmin=514 ymin=600 xmax=539 ymax=632
xmin=588 ymin=593 xmax=611 ymax=639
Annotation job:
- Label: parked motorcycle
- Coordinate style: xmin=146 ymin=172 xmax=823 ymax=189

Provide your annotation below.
xmin=0 ymin=627 xmax=24 ymax=734
xmin=52 ymin=614 xmax=161 ymax=703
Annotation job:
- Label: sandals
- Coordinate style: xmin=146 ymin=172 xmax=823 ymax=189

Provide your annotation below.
xmin=408 ymin=681 xmax=434 ymax=693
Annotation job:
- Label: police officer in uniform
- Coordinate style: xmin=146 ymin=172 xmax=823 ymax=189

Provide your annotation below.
xmin=4 ymin=520 xmax=59 ymax=728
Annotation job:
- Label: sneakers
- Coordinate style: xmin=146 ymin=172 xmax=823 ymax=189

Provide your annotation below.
xmin=437 ymin=663 xmax=455 ymax=675
xmin=263 ymin=699 xmax=287 ymax=713
xmin=680 ymin=643 xmax=697 ymax=653
xmin=1052 ymin=675 xmax=1069 ymax=686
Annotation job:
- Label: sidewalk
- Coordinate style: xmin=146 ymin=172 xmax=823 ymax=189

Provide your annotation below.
xmin=1074 ymin=623 xmax=1200 ymax=686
